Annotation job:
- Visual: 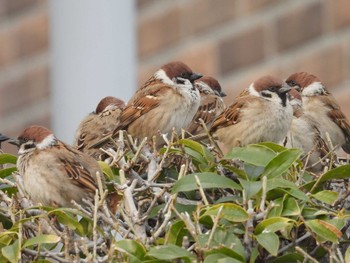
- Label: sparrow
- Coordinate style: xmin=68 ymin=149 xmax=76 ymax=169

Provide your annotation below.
xmin=283 ymin=88 xmax=329 ymax=172
xmin=73 ymin=96 xmax=125 ymax=159
xmin=92 ymin=61 xmax=202 ymax=147
xmin=210 ymin=75 xmax=293 ymax=150
xmin=186 ymin=76 xmax=226 ymax=135
xmin=285 ymin=72 xmax=350 ymax=153
xmin=8 ymin=125 xmax=115 ymax=210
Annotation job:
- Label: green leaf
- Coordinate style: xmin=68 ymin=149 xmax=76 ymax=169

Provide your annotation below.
xmin=239 ymin=179 xmax=262 ymax=200
xmin=282 ymin=198 xmax=300 ymax=216
xmin=184 ymin=147 xmax=207 ymax=164
xmin=23 ymin=234 xmax=60 ymax=248
xmin=180 ymin=139 xmax=215 ymax=163
xmin=249 ymin=247 xmax=259 ymax=263
xmin=1 ymin=240 xmax=19 ymax=263
xmin=98 ymin=161 xmax=114 ymax=181
xmin=116 ymin=239 xmax=147 ymax=261
xmin=303 ymin=164 xmax=350 ymax=191
xmin=204 ymin=254 xmax=242 ymax=263
xmin=266 ymin=178 xmax=298 ymax=191
xmin=345 ymin=245 xmax=350 ymax=263
xmin=257 ymin=142 xmax=287 ymax=153
xmin=261 ymin=149 xmax=302 ymax=179
xmin=0 ymin=167 xmax=17 ymax=178
xmin=198 ymin=227 xmax=245 ymax=259
xmin=255 ymin=217 xmax=295 ymax=235
xmin=0 ymin=154 xmax=17 ymax=165
xmin=49 ymin=209 xmax=84 ymax=234
xmin=267 ymin=197 xmax=284 ymax=217
xmin=305 ymin=219 xmax=342 ymax=243
xmin=205 ymin=247 xmax=245 ymax=262
xmin=172 ymin=173 xmax=241 ymax=193
xmin=165 ymin=220 xmax=189 ymax=246
xmin=203 ymin=203 xmax=249 ymax=223
xmin=255 ymin=232 xmax=279 ymax=256
xmin=224 ymin=144 xmax=276 ymax=166
xmin=147 ymin=244 xmax=194 ymax=261
xmin=311 ymin=190 xmax=338 ymax=205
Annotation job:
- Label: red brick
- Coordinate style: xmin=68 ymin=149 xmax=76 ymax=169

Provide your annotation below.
xmin=0 ymin=1 xmax=8 ymax=19
xmin=13 ymin=12 xmax=49 ymax=59
xmin=327 ymin=0 xmax=350 ymax=30
xmin=6 ymin=0 xmax=46 ymax=18
xmin=276 ymin=2 xmax=323 ymax=51
xmin=137 ymin=65 xmax=158 ymax=88
xmin=283 ymin=44 xmax=343 ymax=89
xmin=138 ymin=6 xmax=181 ymax=58
xmin=219 ymin=25 xmax=265 ymax=75
xmin=181 ymin=0 xmax=238 ymax=36
xmin=175 ymin=41 xmax=218 ymax=76
xmin=0 ymin=64 xmax=49 ymax=115
xmin=0 ymin=12 xmax=48 ymax=68
xmin=245 ymin=0 xmax=281 ymax=12
xmin=0 ymin=31 xmax=16 ymax=68
xmin=137 ymin=0 xmax=158 ymax=10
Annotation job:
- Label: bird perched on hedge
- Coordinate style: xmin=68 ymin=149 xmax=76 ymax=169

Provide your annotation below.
xmin=283 ymin=88 xmax=329 ymax=172
xmin=211 ymin=75 xmax=293 ymax=151
xmin=73 ymin=96 xmax=125 ymax=159
xmin=286 ymin=72 xmax=350 ymax=153
xmin=186 ymin=76 xmax=226 ymax=135
xmin=91 ymin=61 xmax=202 ymax=148
xmin=9 ymin=125 xmax=118 ymax=212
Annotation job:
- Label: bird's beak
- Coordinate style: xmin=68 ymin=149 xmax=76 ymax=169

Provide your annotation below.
xmin=219 ymin=91 xmax=227 ymax=97
xmin=0 ymin=134 xmax=10 ymax=142
xmin=278 ymin=86 xmax=292 ymax=94
xmin=7 ymin=138 xmax=20 ymax=147
xmin=190 ymin=72 xmax=203 ymax=82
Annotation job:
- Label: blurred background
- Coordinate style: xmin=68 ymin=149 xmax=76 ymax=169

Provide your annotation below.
xmin=1 ymin=0 xmax=350 ymax=153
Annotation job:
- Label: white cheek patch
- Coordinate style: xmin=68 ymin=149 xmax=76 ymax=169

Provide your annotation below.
xmin=302 ymin=82 xmax=324 ymax=96
xmin=248 ymin=83 xmax=260 ymax=97
xmin=154 ymin=69 xmax=174 ymax=86
xmin=37 ymin=134 xmax=56 ymax=149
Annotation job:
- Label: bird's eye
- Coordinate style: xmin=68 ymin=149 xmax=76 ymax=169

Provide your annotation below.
xmin=269 ymin=86 xmax=278 ymax=92
xmin=180 ymin=72 xmax=189 ymax=79
xmin=287 ymin=80 xmax=296 ymax=86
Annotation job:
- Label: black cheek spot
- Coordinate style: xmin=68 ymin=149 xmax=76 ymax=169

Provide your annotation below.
xmin=176 ymin=78 xmax=185 ymax=85
xmin=261 ymin=91 xmax=272 ymax=98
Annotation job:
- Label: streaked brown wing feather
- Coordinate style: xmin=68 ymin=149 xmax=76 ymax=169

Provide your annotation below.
xmin=58 ymin=143 xmax=100 ymax=192
xmin=211 ymin=97 xmax=249 ymax=132
xmin=320 ymin=95 xmax=350 ymax=144
xmin=115 ymin=84 xmax=172 ymax=132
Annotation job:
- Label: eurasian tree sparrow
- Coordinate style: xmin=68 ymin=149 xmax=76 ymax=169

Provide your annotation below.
xmin=73 ymin=96 xmax=125 ymax=159
xmin=283 ymin=88 xmax=329 ymax=172
xmin=210 ymin=75 xmax=293 ymax=150
xmin=186 ymin=76 xmax=226 ymax=135
xmin=92 ymin=61 xmax=202 ymax=147
xmin=9 ymin=125 xmax=111 ymax=209
xmin=286 ymin=72 xmax=350 ymax=153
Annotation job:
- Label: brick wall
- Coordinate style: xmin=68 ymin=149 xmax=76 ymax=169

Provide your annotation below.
xmin=0 ymin=0 xmax=49 ymax=148
xmin=137 ymin=0 xmax=350 ymax=116
xmin=1 ymin=0 xmax=350 ymax=152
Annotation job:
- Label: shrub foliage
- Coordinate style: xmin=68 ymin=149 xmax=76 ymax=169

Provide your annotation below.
xmin=1 ymin=132 xmax=350 ymax=262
